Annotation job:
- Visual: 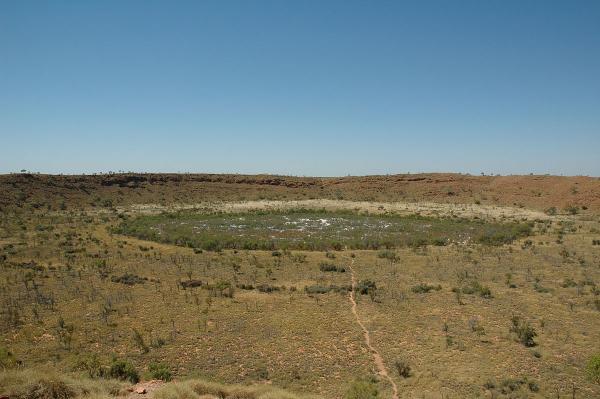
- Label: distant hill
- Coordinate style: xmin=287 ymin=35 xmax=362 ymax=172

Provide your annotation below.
xmin=1 ymin=173 xmax=599 ymax=212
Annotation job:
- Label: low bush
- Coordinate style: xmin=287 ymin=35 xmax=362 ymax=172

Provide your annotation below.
xmin=0 ymin=369 xmax=124 ymax=399
xmin=587 ymin=354 xmax=600 ymax=384
xmin=1 ymin=369 xmax=307 ymax=399
xmin=484 ymin=377 xmax=539 ymax=394
xmin=110 ymin=273 xmax=146 ymax=285
xmin=291 ymin=253 xmax=307 ymax=263
xmin=561 ymin=278 xmax=578 ymax=288
xmin=565 ymin=206 xmax=579 ymax=215
xmin=132 ymin=329 xmax=149 ymax=354
xmin=16 ymin=378 xmax=74 ymax=399
xmin=305 ymin=285 xmax=331 ymax=294
xmin=411 ymin=283 xmax=442 ymax=294
xmin=319 ymin=263 xmax=346 ymax=273
xmin=108 ymin=358 xmax=139 ymax=383
xmin=0 ymin=346 xmax=19 ymax=369
xmin=155 ymin=377 xmax=314 ymax=399
xmin=477 ymin=223 xmax=532 ymax=246
xmin=345 ymin=378 xmax=379 ymax=399
xmin=305 ymin=284 xmax=352 ymax=295
xmin=432 ymin=238 xmax=447 ymax=246
xmin=533 ymin=282 xmax=551 ymax=293
xmin=355 ymin=280 xmax=376 ymax=295
xmin=377 ymin=250 xmax=397 ymax=261
xmin=72 ymin=353 xmax=105 ymax=378
xmin=394 ymin=359 xmax=411 ymax=378
xmin=453 ymin=281 xmax=492 ymax=298
xmin=257 ymin=284 xmax=281 ymax=293
xmin=148 ymin=362 xmax=172 ymax=382
xmin=468 ymin=318 xmax=485 ymax=335
xmin=180 ymin=279 xmax=203 ymax=289
xmin=510 ymin=316 xmax=537 ymax=347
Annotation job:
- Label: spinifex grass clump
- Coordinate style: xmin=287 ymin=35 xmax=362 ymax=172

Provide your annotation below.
xmin=114 ymin=209 xmax=532 ymax=251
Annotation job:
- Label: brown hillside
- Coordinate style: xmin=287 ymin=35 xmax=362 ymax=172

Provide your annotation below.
xmin=0 ymin=173 xmax=599 ymax=212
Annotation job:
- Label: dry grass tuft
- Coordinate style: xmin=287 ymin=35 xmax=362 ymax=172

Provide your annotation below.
xmin=0 ymin=369 xmax=124 ymax=399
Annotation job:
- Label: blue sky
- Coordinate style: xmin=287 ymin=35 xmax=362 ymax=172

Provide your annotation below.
xmin=1 ymin=1 xmax=599 ymax=176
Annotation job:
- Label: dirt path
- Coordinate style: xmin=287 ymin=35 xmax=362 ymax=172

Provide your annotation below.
xmin=348 ymin=259 xmax=399 ymax=399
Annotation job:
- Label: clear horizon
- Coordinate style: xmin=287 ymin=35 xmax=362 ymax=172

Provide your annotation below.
xmin=1 ymin=1 xmax=599 ymax=176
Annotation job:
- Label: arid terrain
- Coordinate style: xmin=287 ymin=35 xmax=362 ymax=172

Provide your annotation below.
xmin=1 ymin=173 xmax=600 ymax=398
xmin=1 ymin=173 xmax=599 ymax=212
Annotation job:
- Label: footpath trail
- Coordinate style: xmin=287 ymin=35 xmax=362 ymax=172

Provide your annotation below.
xmin=348 ymin=259 xmax=399 ymax=399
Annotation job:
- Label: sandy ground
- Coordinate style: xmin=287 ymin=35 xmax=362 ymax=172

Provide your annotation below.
xmin=123 ymin=199 xmax=551 ymax=221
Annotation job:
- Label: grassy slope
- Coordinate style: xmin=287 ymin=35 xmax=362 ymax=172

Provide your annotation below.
xmin=1 ymin=207 xmax=599 ymax=397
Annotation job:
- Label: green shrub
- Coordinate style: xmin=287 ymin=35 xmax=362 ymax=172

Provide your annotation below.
xmin=477 ymin=223 xmax=532 ymax=246
xmin=469 ymin=318 xmax=486 ymax=336
xmin=110 ymin=273 xmax=146 ymax=285
xmin=528 ymin=381 xmax=540 ymax=392
xmin=533 ymin=282 xmax=551 ymax=293
xmin=484 ymin=377 xmax=539 ymax=394
xmin=0 ymin=347 xmax=19 ymax=369
xmin=132 ymin=329 xmax=149 ymax=354
xmin=56 ymin=317 xmax=74 ymax=350
xmin=377 ymin=250 xmax=397 ymax=261
xmin=478 ymin=285 xmax=492 ymax=298
xmin=455 ymin=281 xmax=492 ymax=298
xmin=180 ymin=279 xmax=203 ymax=289
xmin=356 ymin=280 xmax=377 ymax=295
xmin=561 ymin=278 xmax=578 ymax=288
xmin=587 ymin=354 xmax=600 ymax=384
xmin=19 ymin=378 xmax=74 ymax=399
xmin=319 ymin=263 xmax=346 ymax=273
xmin=394 ymin=360 xmax=411 ymax=378
xmin=407 ymin=238 xmax=428 ymax=249
xmin=202 ymin=239 xmax=222 ymax=252
xmin=108 ymin=359 xmax=139 ymax=383
xmin=257 ymin=284 xmax=281 ymax=293
xmin=432 ymin=238 xmax=447 ymax=246
xmin=510 ymin=316 xmax=537 ymax=347
xmin=565 ymin=206 xmax=579 ymax=215
xmin=345 ymin=378 xmax=379 ymax=399
xmin=411 ymin=283 xmax=441 ymax=294
xmin=305 ymin=285 xmax=331 ymax=294
xmin=148 ymin=362 xmax=172 ymax=382
xmin=72 ymin=353 xmax=105 ymax=378
xmin=291 ymin=253 xmax=307 ymax=263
